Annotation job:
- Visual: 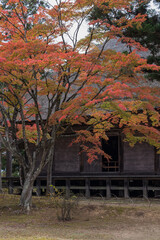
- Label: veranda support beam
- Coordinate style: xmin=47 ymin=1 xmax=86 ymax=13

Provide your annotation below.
xmin=85 ymin=178 xmax=90 ymax=198
xmin=124 ymin=179 xmax=129 ymax=198
xmin=106 ymin=179 xmax=111 ymax=199
xmin=66 ymin=179 xmax=70 ymax=198
xmin=143 ymin=179 xmax=148 ymax=198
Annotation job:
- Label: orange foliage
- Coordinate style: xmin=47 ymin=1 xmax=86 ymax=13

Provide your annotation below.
xmin=0 ymin=0 xmax=159 ymax=163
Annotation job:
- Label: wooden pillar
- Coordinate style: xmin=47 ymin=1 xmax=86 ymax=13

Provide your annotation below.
xmin=36 ymin=179 xmax=41 ymax=196
xmin=66 ymin=179 xmax=70 ymax=199
xmin=52 ymin=179 xmax=55 ymax=186
xmin=8 ymin=178 xmax=13 ymax=194
xmin=6 ymin=151 xmax=12 ymax=177
xmin=51 ymin=179 xmax=55 ymax=193
xmin=143 ymin=179 xmax=148 ymax=198
xmin=85 ymin=178 xmax=90 ymax=198
xmin=106 ymin=179 xmax=111 ymax=199
xmin=124 ymin=179 xmax=129 ymax=198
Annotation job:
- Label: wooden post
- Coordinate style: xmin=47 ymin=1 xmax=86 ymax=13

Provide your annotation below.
xmin=85 ymin=178 xmax=90 ymax=198
xmin=52 ymin=178 xmax=56 ymax=190
xmin=106 ymin=179 xmax=111 ymax=199
xmin=36 ymin=179 xmax=41 ymax=196
xmin=143 ymin=179 xmax=148 ymax=198
xmin=8 ymin=178 xmax=13 ymax=194
xmin=52 ymin=179 xmax=55 ymax=186
xmin=124 ymin=179 xmax=129 ymax=198
xmin=66 ymin=179 xmax=70 ymax=199
xmin=50 ymin=178 xmax=55 ymax=194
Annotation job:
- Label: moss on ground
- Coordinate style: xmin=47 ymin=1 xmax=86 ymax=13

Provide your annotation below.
xmin=0 ymin=194 xmax=160 ymax=240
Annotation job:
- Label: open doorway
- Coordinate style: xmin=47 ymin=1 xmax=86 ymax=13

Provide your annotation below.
xmin=102 ymin=136 xmax=119 ymax=172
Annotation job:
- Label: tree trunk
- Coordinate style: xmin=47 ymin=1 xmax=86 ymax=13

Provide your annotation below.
xmin=0 ymin=141 xmax=2 ymax=193
xmin=6 ymin=151 xmax=12 ymax=177
xmin=0 ymin=152 xmax=2 ymax=193
xmin=20 ymin=173 xmax=34 ymax=211
xmin=46 ymin=137 xmax=55 ymax=195
xmin=46 ymin=159 xmax=52 ymax=195
xmin=46 ymin=152 xmax=54 ymax=195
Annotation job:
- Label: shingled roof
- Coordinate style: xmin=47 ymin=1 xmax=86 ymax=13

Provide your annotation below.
xmin=97 ymin=38 xmax=160 ymax=88
xmin=98 ymin=38 xmax=150 ymax=58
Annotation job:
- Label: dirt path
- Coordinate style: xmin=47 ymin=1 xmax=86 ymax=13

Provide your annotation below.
xmin=0 ymin=195 xmax=160 ymax=240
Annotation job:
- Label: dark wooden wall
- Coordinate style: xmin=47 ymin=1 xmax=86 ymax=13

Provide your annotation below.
xmin=123 ymin=142 xmax=155 ymax=174
xmin=80 ymin=152 xmax=102 ymax=173
xmin=54 ymin=136 xmax=80 ymax=172
xmin=53 ymin=137 xmax=156 ymax=175
xmin=38 ymin=135 xmax=157 ymax=176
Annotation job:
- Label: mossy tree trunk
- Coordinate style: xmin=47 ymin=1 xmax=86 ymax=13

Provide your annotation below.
xmin=0 ymin=141 xmax=2 ymax=193
xmin=19 ymin=172 xmax=34 ymax=211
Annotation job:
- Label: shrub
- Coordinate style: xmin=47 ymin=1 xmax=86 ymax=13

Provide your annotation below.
xmin=50 ymin=186 xmax=78 ymax=221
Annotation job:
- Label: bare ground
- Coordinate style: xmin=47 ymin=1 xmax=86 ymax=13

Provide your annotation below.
xmin=0 ymin=193 xmax=160 ymax=240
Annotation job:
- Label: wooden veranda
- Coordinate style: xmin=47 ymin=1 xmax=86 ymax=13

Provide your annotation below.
xmin=2 ymin=174 xmax=160 ymax=199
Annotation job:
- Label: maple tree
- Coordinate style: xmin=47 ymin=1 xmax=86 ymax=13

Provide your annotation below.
xmin=0 ymin=0 xmax=159 ymax=210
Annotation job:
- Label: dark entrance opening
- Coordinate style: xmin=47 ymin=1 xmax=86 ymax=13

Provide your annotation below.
xmin=102 ymin=136 xmax=119 ymax=172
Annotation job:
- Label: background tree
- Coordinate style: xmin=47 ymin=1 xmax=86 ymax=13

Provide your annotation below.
xmin=0 ymin=0 xmax=159 ymax=210
xmin=1 ymin=0 xmax=48 ymax=11
xmin=89 ymin=0 xmax=160 ymax=80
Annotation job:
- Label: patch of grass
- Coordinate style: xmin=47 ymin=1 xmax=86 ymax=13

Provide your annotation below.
xmin=0 ymin=238 xmax=59 ymax=240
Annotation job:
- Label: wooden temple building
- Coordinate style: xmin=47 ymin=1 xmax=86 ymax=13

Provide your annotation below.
xmin=3 ymin=128 xmax=160 ymax=199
